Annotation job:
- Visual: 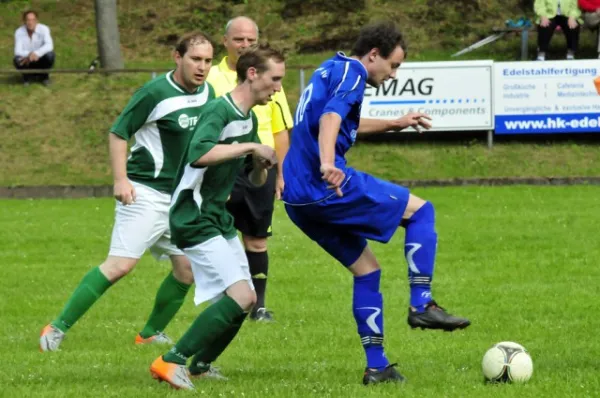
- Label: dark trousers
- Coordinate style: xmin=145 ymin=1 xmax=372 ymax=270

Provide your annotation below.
xmin=13 ymin=51 xmax=55 ymax=82
xmin=537 ymin=15 xmax=580 ymax=53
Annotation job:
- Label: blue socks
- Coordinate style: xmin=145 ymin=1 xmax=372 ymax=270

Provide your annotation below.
xmin=403 ymin=201 xmax=437 ymax=312
xmin=353 ymin=269 xmax=389 ymax=370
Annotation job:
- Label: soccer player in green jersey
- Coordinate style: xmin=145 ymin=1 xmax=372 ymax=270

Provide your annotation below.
xmin=40 ymin=31 xmax=216 ymax=351
xmin=149 ymin=44 xmax=283 ymax=390
xmin=208 ymin=17 xmax=294 ymax=322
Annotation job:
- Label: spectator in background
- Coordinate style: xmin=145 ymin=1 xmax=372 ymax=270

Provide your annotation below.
xmin=13 ymin=10 xmax=55 ymax=86
xmin=579 ymin=0 xmax=600 ymax=57
xmin=534 ymin=0 xmax=582 ymax=60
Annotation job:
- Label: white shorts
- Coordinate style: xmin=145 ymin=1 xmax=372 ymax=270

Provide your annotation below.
xmin=108 ymin=181 xmax=184 ymax=260
xmin=185 ymin=235 xmax=253 ymax=305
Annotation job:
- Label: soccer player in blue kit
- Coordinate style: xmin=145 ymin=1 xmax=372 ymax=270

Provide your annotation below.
xmin=282 ymin=21 xmax=471 ymax=385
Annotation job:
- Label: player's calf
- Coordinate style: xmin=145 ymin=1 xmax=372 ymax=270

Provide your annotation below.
xmin=402 ymin=201 xmax=437 ymax=313
xmin=402 ymin=200 xmax=471 ymax=331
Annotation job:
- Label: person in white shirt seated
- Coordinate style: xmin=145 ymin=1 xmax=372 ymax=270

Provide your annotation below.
xmin=13 ymin=10 xmax=55 ymax=86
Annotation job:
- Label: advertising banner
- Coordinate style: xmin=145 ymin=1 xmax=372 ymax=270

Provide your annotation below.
xmin=494 ymin=60 xmax=600 ymax=134
xmin=361 ymin=60 xmax=494 ymax=132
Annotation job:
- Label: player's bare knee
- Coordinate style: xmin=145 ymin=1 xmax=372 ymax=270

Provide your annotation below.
xmin=402 ymin=194 xmax=428 ymax=220
xmin=348 ymin=246 xmax=380 ymax=277
xmin=401 ymin=200 xmax=435 ymax=230
xmin=170 ymin=255 xmax=194 ymax=285
xmin=226 ymin=280 xmax=257 ymax=311
xmin=99 ymin=256 xmax=138 ymax=282
xmin=233 ymin=291 xmax=256 ymax=311
xmin=242 ymin=235 xmax=267 ymax=252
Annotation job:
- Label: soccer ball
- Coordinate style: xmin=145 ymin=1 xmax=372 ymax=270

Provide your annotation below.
xmin=481 ymin=341 xmax=533 ymax=383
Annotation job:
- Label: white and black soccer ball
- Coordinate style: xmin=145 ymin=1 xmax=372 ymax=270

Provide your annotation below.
xmin=482 ymin=341 xmax=533 ymax=383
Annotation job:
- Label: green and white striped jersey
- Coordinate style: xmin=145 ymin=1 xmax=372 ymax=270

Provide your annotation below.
xmin=170 ymin=93 xmax=260 ymax=249
xmin=110 ymin=71 xmax=215 ymax=194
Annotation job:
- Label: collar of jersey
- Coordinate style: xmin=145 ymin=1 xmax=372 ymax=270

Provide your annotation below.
xmin=335 ymin=52 xmax=368 ymax=76
xmin=224 ymin=93 xmax=251 ymax=118
xmin=166 ymin=70 xmax=206 ymax=94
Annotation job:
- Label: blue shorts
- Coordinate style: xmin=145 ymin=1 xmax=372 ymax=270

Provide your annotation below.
xmin=284 ymin=170 xmax=409 ymax=267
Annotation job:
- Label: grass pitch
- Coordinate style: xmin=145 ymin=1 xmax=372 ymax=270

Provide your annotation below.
xmin=1 ymin=186 xmax=599 ymax=397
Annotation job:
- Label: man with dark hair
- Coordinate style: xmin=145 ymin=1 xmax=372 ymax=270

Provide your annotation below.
xmin=40 ymin=32 xmax=215 ymax=353
xmin=283 ymin=21 xmax=470 ymax=385
xmin=207 ymin=16 xmax=294 ymax=322
xmin=149 ymin=44 xmax=283 ymax=390
xmin=14 ymin=10 xmax=55 ymax=86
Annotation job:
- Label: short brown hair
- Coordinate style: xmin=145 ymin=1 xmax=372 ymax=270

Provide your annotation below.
xmin=174 ymin=31 xmax=215 ymax=57
xmin=236 ymin=43 xmax=285 ymax=83
xmin=22 ymin=10 xmax=38 ymax=21
xmin=351 ymin=21 xmax=407 ymax=59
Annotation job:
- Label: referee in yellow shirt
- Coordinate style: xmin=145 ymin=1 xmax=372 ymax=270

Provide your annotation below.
xmin=207 ymin=16 xmax=293 ymax=322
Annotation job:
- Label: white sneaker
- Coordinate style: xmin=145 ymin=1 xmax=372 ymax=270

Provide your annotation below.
xmin=135 ymin=331 xmax=174 ymax=345
xmin=190 ymin=363 xmax=228 ymax=380
xmin=40 ymin=324 xmax=65 ymax=352
xmin=150 ymin=356 xmax=195 ymax=390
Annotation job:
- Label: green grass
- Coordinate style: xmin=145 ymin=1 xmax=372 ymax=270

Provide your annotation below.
xmin=347 ymin=140 xmax=600 ymax=181
xmin=2 ymin=187 xmax=600 ymax=397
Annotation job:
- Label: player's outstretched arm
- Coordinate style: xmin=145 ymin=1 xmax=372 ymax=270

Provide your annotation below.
xmin=109 ymin=133 xmax=136 ymax=205
xmin=358 ymin=112 xmax=432 ymax=134
xmin=319 ymin=113 xmax=345 ymax=197
xmin=192 ymin=143 xmax=263 ymax=167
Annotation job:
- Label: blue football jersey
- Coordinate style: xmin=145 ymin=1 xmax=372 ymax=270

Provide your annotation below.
xmin=283 ymin=52 xmax=367 ymax=205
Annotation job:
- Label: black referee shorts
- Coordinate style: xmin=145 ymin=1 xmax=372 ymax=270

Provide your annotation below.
xmin=226 ymin=167 xmax=277 ymax=238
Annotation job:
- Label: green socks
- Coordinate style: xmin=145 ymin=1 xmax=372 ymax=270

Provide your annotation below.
xmin=51 ymin=267 xmax=112 ymax=333
xmin=188 ymin=311 xmax=248 ymax=374
xmin=139 ymin=272 xmax=191 ymax=338
xmin=163 ymin=295 xmax=244 ymax=365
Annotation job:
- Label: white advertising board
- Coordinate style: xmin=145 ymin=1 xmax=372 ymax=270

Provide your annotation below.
xmin=494 ymin=60 xmax=600 ymax=134
xmin=361 ymin=60 xmax=494 ymax=132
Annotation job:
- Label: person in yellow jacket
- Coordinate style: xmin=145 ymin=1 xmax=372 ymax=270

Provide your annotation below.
xmin=534 ymin=0 xmax=582 ymax=60
xmin=207 ymin=16 xmax=293 ymax=321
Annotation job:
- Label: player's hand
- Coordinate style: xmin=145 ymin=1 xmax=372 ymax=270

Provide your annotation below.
xmin=275 ymin=174 xmax=284 ymax=200
xmin=540 ymin=17 xmax=550 ymax=28
xmin=320 ymin=163 xmax=345 ymax=197
xmin=391 ymin=112 xmax=432 ymax=133
xmin=252 ymin=144 xmax=278 ymax=169
xmin=29 ymin=52 xmax=39 ymax=62
xmin=568 ymin=16 xmax=578 ymax=29
xmin=19 ymin=57 xmax=30 ymax=66
xmin=114 ymin=178 xmax=136 ymax=205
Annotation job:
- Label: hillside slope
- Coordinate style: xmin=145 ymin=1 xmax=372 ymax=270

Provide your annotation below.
xmin=2 ymin=0 xmax=599 ymax=187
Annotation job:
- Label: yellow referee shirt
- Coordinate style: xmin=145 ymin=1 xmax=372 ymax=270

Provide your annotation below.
xmin=207 ymin=57 xmax=294 ymax=149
